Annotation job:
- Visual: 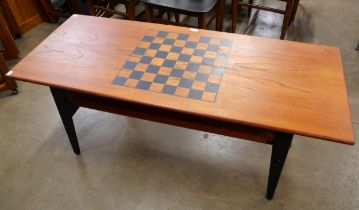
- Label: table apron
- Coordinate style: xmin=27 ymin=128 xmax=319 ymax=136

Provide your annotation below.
xmin=63 ymin=88 xmax=275 ymax=145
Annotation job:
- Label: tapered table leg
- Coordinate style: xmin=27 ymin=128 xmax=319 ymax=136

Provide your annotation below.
xmin=266 ymin=132 xmax=293 ymax=199
xmin=50 ymin=87 xmax=80 ymax=155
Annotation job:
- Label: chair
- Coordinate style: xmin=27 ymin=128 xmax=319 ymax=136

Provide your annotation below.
xmin=36 ymin=0 xmax=82 ymax=23
xmin=0 ymin=12 xmax=19 ymax=60
xmin=231 ymin=0 xmax=300 ymax=39
xmin=0 ymin=49 xmax=18 ymax=94
xmin=142 ymin=0 xmax=223 ymax=30
xmin=86 ymin=0 xmax=142 ymax=20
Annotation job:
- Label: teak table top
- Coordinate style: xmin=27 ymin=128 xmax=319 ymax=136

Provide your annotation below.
xmin=8 ymin=15 xmax=354 ymax=145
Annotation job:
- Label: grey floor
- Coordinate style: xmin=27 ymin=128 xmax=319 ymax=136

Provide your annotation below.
xmin=1 ymin=0 xmax=359 ymax=209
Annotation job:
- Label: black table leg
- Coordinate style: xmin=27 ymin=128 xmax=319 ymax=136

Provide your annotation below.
xmin=266 ymin=132 xmax=293 ymax=199
xmin=50 ymin=87 xmax=80 ymax=155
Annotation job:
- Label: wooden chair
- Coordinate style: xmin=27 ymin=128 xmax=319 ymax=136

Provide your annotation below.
xmin=0 ymin=12 xmax=19 ymax=60
xmin=231 ymin=0 xmax=300 ymax=39
xmin=143 ymin=0 xmax=222 ymax=30
xmin=36 ymin=0 xmax=83 ymax=23
xmin=0 ymin=49 xmax=18 ymax=95
xmin=85 ymin=0 xmax=142 ymax=20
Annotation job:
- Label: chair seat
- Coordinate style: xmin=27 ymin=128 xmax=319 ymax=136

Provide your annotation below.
xmin=142 ymin=0 xmax=217 ymax=13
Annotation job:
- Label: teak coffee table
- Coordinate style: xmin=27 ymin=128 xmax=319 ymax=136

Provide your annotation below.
xmin=7 ymin=15 xmax=354 ymax=199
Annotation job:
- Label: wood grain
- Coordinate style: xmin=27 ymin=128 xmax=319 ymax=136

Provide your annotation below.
xmin=7 ymin=15 xmax=354 ymax=145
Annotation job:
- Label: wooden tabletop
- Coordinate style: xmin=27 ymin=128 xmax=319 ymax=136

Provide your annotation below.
xmin=8 ymin=15 xmax=354 ymax=145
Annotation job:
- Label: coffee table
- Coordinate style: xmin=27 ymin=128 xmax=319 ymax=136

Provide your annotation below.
xmin=7 ymin=15 xmax=354 ymax=199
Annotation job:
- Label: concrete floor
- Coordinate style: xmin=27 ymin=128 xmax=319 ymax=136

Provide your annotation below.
xmin=1 ymin=0 xmax=359 ymax=209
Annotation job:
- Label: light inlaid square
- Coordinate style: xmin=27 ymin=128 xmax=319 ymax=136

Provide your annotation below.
xmin=175 ymin=87 xmax=190 ymax=97
xmin=166 ymin=52 xmax=180 ymax=60
xmin=149 ymin=83 xmax=165 ymax=92
xmin=174 ymin=61 xmax=188 ymax=70
xmin=124 ymin=78 xmax=139 ymax=88
xmin=166 ymin=76 xmax=181 ymax=86
xmin=183 ymin=71 xmax=197 ymax=80
xmin=192 ymin=81 xmax=206 ymax=91
xmin=201 ymin=92 xmax=217 ymax=102
xmin=151 ymin=57 xmax=165 ymax=66
xmin=159 ymin=45 xmax=172 ymax=52
xmin=158 ymin=67 xmax=172 ymax=76
xmin=141 ymin=72 xmax=156 ymax=82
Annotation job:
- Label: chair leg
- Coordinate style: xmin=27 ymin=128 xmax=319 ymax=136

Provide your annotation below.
xmin=145 ymin=4 xmax=153 ymax=22
xmin=66 ymin=0 xmax=82 ymax=14
xmin=198 ymin=13 xmax=207 ymax=29
xmin=175 ymin=13 xmax=180 ymax=24
xmin=280 ymin=0 xmax=293 ymax=40
xmin=248 ymin=0 xmax=253 ymax=17
xmin=231 ymin=0 xmax=238 ymax=33
xmin=216 ymin=0 xmax=225 ymax=31
xmin=167 ymin=12 xmax=172 ymax=21
xmin=85 ymin=0 xmax=95 ymax=16
xmin=289 ymin=0 xmax=300 ymax=25
xmin=125 ymin=2 xmax=136 ymax=20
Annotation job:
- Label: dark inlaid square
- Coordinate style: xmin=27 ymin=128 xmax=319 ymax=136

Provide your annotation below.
xmin=140 ymin=56 xmax=153 ymax=64
xmin=164 ymin=39 xmax=175 ymax=45
xmin=146 ymin=65 xmax=160 ymax=73
xmin=179 ymin=78 xmax=194 ymax=88
xmin=155 ymin=51 xmax=168 ymax=58
xmin=123 ymin=61 xmax=137 ymax=70
xmin=178 ymin=54 xmax=191 ymax=62
xmin=194 ymin=49 xmax=205 ymax=57
xmin=163 ymin=59 xmax=176 ymax=68
xmin=188 ymin=89 xmax=203 ymax=99
xmin=149 ymin=43 xmax=161 ymax=50
xmin=137 ymin=80 xmax=152 ymax=90
xmin=134 ymin=48 xmax=146 ymax=55
xmin=187 ymin=63 xmax=200 ymax=72
xmin=185 ymin=41 xmax=197 ymax=48
xmin=205 ymin=83 xmax=220 ymax=93
xmin=171 ymin=46 xmax=183 ymax=53
xmin=199 ymin=36 xmax=211 ymax=43
xmin=142 ymin=36 xmax=154 ymax=42
xmin=178 ymin=33 xmax=189 ymax=40
xmin=162 ymin=85 xmax=176 ymax=94
xmin=207 ymin=44 xmax=219 ymax=52
xmin=154 ymin=74 xmax=169 ymax=83
xmin=170 ymin=69 xmax=184 ymax=77
xmin=158 ymin=31 xmax=169 ymax=37
xmin=129 ymin=71 xmax=144 ymax=80
xmin=195 ymin=72 xmax=209 ymax=82
xmin=113 ymin=76 xmax=127 ymax=85
xmin=202 ymin=57 xmax=215 ymax=65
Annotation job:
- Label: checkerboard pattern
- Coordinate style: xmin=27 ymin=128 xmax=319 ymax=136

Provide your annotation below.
xmin=113 ymin=30 xmax=233 ymax=102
